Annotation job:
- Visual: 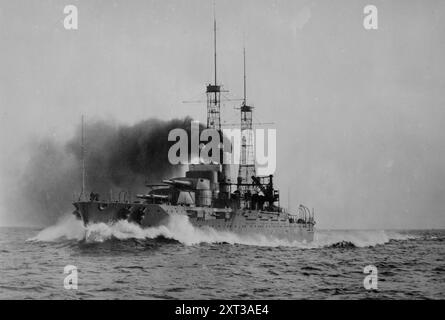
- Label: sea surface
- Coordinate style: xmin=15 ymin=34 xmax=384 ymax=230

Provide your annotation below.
xmin=0 ymin=216 xmax=443 ymax=300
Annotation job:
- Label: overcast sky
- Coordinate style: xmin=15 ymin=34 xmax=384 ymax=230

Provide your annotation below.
xmin=1 ymin=0 xmax=444 ymax=228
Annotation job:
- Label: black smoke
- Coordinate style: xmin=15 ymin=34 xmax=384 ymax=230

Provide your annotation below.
xmin=12 ymin=117 xmax=202 ymax=226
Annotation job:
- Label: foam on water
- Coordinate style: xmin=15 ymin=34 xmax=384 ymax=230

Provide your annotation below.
xmin=28 ymin=214 xmax=417 ymax=248
xmin=28 ymin=215 xmax=86 ymax=242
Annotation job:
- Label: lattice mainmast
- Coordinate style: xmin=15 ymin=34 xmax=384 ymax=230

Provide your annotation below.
xmin=237 ymin=48 xmax=256 ymax=193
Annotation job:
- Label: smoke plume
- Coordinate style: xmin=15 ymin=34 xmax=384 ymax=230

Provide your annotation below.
xmin=8 ymin=117 xmax=201 ymax=226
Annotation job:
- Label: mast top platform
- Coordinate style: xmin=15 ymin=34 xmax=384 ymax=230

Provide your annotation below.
xmin=206 ymin=84 xmax=221 ymax=93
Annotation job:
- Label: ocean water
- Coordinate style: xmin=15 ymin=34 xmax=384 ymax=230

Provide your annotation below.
xmin=0 ymin=215 xmax=443 ymax=300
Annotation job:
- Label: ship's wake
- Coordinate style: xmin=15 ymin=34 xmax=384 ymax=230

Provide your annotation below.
xmin=28 ymin=214 xmax=417 ymax=248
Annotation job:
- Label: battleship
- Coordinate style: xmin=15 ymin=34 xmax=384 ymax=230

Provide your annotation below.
xmin=72 ymin=16 xmax=316 ymax=242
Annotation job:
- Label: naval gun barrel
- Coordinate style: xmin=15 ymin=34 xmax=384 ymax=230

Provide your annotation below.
xmin=162 ymin=179 xmax=193 ymax=187
xmin=136 ymin=194 xmax=169 ymax=199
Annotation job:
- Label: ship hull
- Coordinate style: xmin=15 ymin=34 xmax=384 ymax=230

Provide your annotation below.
xmin=73 ymin=201 xmax=314 ymax=243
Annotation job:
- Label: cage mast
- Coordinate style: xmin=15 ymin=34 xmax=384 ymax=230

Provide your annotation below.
xmin=206 ymin=11 xmax=222 ymax=131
